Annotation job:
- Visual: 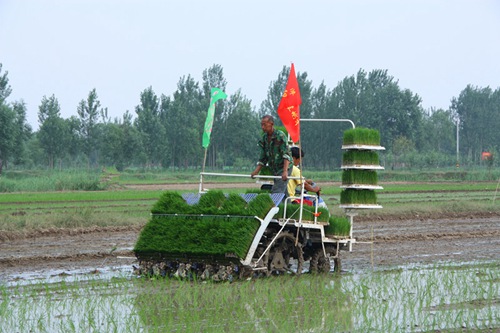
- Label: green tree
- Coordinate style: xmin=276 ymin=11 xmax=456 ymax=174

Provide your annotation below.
xmin=38 ymin=95 xmax=68 ymax=168
xmin=134 ymin=86 xmax=166 ymax=167
xmin=201 ymin=64 xmax=228 ymax=168
xmin=77 ymin=88 xmax=104 ymax=167
xmin=420 ymin=108 xmax=456 ymax=155
xmin=11 ymin=101 xmax=32 ymax=165
xmin=301 ymin=82 xmax=345 ymax=169
xmin=218 ymin=90 xmax=260 ymax=168
xmin=121 ymin=111 xmax=144 ymax=167
xmin=0 ymin=103 xmax=16 ymax=174
xmin=65 ymin=116 xmax=84 ymax=166
xmin=451 ymin=85 xmax=499 ymax=164
xmin=259 ymin=65 xmax=289 ymax=120
xmin=0 ymin=65 xmax=31 ymax=173
xmin=329 ymin=69 xmax=423 ymax=151
xmin=0 ymin=64 xmax=14 ymax=174
xmin=392 ymin=135 xmax=416 ymax=169
xmin=166 ymin=75 xmax=204 ymax=168
xmin=100 ymin=111 xmax=143 ymax=170
xmin=0 ymin=64 xmax=12 ymax=104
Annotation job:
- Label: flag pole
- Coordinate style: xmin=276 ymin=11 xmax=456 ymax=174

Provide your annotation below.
xmin=200 ymin=88 xmax=228 ymax=193
xmin=200 ymin=148 xmax=208 ymax=193
xmin=295 ymin=139 xmax=304 ymax=246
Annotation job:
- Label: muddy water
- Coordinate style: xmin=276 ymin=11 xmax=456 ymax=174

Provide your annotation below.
xmin=0 ymin=215 xmax=498 ymax=332
xmin=0 ymin=216 xmax=498 ymax=283
xmin=344 ymin=216 xmax=500 ymax=272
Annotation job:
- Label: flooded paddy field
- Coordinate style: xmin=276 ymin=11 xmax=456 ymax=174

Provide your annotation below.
xmin=1 ymin=213 xmax=499 ymax=332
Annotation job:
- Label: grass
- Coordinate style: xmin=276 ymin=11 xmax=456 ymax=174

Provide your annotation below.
xmin=0 ymin=261 xmax=497 ymax=332
xmin=2 ymin=168 xmax=499 ymax=192
xmin=0 ymin=170 xmax=104 ymax=192
xmin=0 ymin=181 xmax=499 ymax=233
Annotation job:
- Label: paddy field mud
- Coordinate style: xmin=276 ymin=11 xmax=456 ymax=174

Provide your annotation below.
xmin=0 ymin=183 xmax=499 ymax=281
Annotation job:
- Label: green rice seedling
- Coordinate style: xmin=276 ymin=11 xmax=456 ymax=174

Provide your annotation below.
xmin=343 ymin=150 xmax=380 ymax=165
xmin=342 ymin=169 xmax=378 ymax=185
xmin=150 ymin=191 xmax=191 ymax=215
xmin=324 ymin=215 xmax=351 ymax=236
xmin=340 ymin=189 xmax=377 ymax=204
xmin=1 ymin=261 xmax=499 ymax=332
xmin=220 ymin=193 xmax=248 ymax=215
xmin=134 ymin=192 xmax=277 ymax=262
xmin=343 ymin=127 xmax=381 ymax=146
xmin=279 ymin=203 xmax=330 ymax=222
xmin=246 ymin=193 xmax=275 ymax=217
xmin=195 ymin=190 xmax=226 ymax=214
xmin=134 ymin=215 xmax=261 ymax=260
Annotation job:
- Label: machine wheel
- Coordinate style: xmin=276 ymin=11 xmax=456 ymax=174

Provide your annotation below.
xmin=333 ymin=257 xmax=341 ymax=273
xmin=309 ymin=246 xmax=341 ymax=274
xmin=309 ymin=249 xmax=331 ymax=274
xmin=266 ymin=231 xmax=304 ymax=276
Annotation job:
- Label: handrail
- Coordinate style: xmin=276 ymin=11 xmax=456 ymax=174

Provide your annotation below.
xmin=300 ymin=118 xmax=355 ymax=129
xmin=199 ymin=171 xmax=305 ymax=193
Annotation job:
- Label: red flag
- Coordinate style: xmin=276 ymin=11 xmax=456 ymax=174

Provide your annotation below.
xmin=277 ymin=63 xmax=302 ymax=143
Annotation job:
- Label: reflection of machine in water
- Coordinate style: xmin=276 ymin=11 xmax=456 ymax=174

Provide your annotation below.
xmin=133 ymin=274 xmax=353 ymax=332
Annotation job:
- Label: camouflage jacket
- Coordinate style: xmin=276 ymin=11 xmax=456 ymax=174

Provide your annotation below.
xmin=257 ymin=129 xmax=292 ymax=175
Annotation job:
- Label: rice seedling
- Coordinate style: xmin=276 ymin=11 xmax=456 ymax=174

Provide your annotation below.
xmin=343 ymin=127 xmax=381 ymax=146
xmin=324 ymin=216 xmax=351 ymax=236
xmin=342 ymin=169 xmax=378 ymax=185
xmin=1 ymin=261 xmax=497 ymax=332
xmin=343 ymin=150 xmax=380 ymax=166
xmin=340 ymin=189 xmax=378 ymax=205
xmin=134 ymin=191 xmax=276 ymax=262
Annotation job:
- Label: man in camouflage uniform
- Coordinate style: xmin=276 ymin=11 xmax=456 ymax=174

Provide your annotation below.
xmin=251 ymin=115 xmax=292 ymax=195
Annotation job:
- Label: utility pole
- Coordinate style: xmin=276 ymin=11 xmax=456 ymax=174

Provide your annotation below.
xmin=456 ymin=118 xmax=460 ymax=168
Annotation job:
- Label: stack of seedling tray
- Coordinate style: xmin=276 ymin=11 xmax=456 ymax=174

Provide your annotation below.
xmin=340 ymin=127 xmax=384 ymax=209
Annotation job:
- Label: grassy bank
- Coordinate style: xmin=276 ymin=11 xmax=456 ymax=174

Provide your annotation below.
xmin=0 ymin=181 xmax=498 ymax=233
xmin=1 ymin=167 xmax=499 ymax=192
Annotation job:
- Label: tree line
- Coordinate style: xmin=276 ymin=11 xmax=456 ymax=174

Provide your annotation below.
xmin=0 ymin=63 xmax=498 ymax=175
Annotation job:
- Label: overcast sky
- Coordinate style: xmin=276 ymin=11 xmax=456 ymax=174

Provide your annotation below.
xmin=1 ymin=0 xmax=499 ymax=130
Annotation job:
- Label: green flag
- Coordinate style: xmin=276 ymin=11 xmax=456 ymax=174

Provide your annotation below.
xmin=202 ymin=87 xmax=227 ymax=148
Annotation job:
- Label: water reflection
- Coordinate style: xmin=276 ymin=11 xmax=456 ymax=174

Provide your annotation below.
xmin=0 ymin=261 xmax=498 ymax=332
xmin=133 ymin=275 xmax=353 ymax=332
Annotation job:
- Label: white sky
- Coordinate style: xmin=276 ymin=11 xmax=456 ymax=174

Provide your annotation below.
xmin=1 ymin=0 xmax=499 ymax=130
